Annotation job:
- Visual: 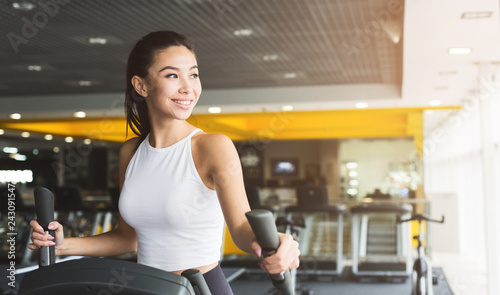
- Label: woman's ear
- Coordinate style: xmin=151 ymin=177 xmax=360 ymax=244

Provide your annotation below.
xmin=131 ymin=75 xmax=148 ymax=98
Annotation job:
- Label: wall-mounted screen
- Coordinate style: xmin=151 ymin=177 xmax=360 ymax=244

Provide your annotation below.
xmin=271 ymin=158 xmax=299 ymax=177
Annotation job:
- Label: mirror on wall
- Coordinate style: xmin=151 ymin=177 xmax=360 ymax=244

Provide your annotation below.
xmin=338 ymin=137 xmax=422 ymax=200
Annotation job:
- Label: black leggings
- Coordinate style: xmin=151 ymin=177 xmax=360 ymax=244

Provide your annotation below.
xmin=202 ymin=264 xmax=234 ymax=295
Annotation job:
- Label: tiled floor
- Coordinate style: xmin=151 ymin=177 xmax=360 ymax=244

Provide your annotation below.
xmin=433 ymin=252 xmax=488 ymax=295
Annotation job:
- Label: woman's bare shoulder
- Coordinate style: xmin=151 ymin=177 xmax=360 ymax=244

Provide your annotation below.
xmin=192 ymin=132 xmax=234 ymax=153
xmin=119 ymin=137 xmax=141 ymax=160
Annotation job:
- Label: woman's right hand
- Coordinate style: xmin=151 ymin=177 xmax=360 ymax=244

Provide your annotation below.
xmin=28 ymin=219 xmax=65 ymax=255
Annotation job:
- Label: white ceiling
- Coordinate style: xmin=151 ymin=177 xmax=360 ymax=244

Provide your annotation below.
xmin=0 ymin=0 xmax=499 ymax=119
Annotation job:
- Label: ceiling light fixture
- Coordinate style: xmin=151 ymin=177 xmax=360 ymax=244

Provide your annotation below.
xmin=44 ymin=134 xmax=53 ymax=140
xmin=83 ymin=138 xmax=92 ymax=145
xmin=429 ymin=100 xmax=441 ymax=106
xmin=282 ymin=105 xmax=294 ymax=111
xmin=283 ymin=73 xmax=297 ymax=79
xmin=461 ymin=11 xmax=493 ymax=19
xmin=10 ymin=113 xmax=21 ymax=120
xmin=73 ymin=111 xmax=86 ymax=118
xmin=53 ymin=147 xmax=60 ymax=153
xmin=355 ymin=102 xmax=368 ymax=109
xmin=0 ymin=129 xmax=4 ymax=135
xmin=78 ymin=80 xmax=92 ymax=86
xmin=13 ymin=154 xmax=27 ymax=161
xmin=233 ymin=29 xmax=253 ymax=36
xmin=208 ymin=107 xmax=222 ymax=114
xmin=65 ymin=136 xmax=74 ymax=143
xmin=27 ymin=65 xmax=42 ymax=71
xmin=448 ymin=47 xmax=472 ymax=55
xmin=12 ymin=1 xmax=35 ymax=11
xmin=3 ymin=147 xmax=18 ymax=154
xmin=88 ymin=37 xmax=108 ymax=44
xmin=262 ymin=54 xmax=279 ymax=61
xmin=21 ymin=132 xmax=30 ymax=138
xmin=382 ymin=20 xmax=401 ymax=44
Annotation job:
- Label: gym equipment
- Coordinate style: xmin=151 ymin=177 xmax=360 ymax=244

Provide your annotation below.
xmin=398 ymin=214 xmax=445 ymax=295
xmin=17 ymin=257 xmax=207 ymax=295
xmin=18 ymin=188 xmax=290 ymax=295
xmin=246 ymin=209 xmax=295 ymax=295
xmin=283 ymin=204 xmax=346 ymax=278
xmin=350 ymin=202 xmax=413 ymax=281
xmin=33 ymin=187 xmax=56 ymax=267
xmin=18 ymin=186 xmax=212 ymax=295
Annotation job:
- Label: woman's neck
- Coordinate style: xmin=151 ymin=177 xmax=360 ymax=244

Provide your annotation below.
xmin=147 ymin=120 xmax=195 ymax=148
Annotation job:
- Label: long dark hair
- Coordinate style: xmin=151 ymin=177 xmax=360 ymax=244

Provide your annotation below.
xmin=125 ymin=31 xmax=195 ymax=143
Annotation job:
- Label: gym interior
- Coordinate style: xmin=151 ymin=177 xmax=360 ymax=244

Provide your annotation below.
xmin=1 ymin=1 xmax=499 ymax=295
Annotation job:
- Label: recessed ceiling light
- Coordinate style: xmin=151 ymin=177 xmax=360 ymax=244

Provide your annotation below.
xmin=33 ymin=149 xmax=39 ymax=155
xmin=208 ymin=107 xmax=222 ymax=114
xmin=44 ymin=134 xmax=53 ymax=140
xmin=282 ymin=105 xmax=294 ymax=111
xmin=448 ymin=47 xmax=472 ymax=55
xmin=0 ymin=129 xmax=4 ymax=135
xmin=10 ymin=113 xmax=21 ymax=120
xmin=263 ymin=54 xmax=279 ymax=61
xmin=83 ymin=138 xmax=92 ymax=145
xmin=461 ymin=11 xmax=493 ymax=19
xmin=355 ymin=102 xmax=368 ymax=109
xmin=12 ymin=1 xmax=35 ymax=10
xmin=13 ymin=154 xmax=27 ymax=161
xmin=65 ymin=136 xmax=74 ymax=143
xmin=21 ymin=132 xmax=30 ymax=138
xmin=27 ymin=65 xmax=42 ymax=71
xmin=78 ymin=80 xmax=92 ymax=86
xmin=53 ymin=147 xmax=60 ymax=153
xmin=88 ymin=37 xmax=108 ymax=44
xmin=283 ymin=73 xmax=297 ymax=79
xmin=233 ymin=29 xmax=253 ymax=36
xmin=3 ymin=147 xmax=18 ymax=154
xmin=73 ymin=111 xmax=86 ymax=118
xmin=429 ymin=100 xmax=441 ymax=106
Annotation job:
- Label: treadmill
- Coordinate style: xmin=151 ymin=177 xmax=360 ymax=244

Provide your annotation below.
xmin=350 ymin=202 xmax=413 ymax=281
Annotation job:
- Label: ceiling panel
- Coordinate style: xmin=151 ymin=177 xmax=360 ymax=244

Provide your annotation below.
xmin=0 ymin=0 xmax=404 ymax=97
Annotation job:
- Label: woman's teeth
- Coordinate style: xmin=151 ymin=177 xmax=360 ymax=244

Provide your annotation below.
xmin=173 ymin=100 xmax=190 ymax=105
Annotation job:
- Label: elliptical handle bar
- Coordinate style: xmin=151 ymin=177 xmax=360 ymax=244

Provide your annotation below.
xmin=246 ymin=209 xmax=295 ymax=295
xmin=398 ymin=214 xmax=445 ymax=224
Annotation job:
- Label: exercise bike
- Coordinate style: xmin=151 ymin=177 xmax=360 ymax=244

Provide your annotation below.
xmin=398 ymin=214 xmax=444 ymax=295
xmin=17 ymin=187 xmax=295 ymax=295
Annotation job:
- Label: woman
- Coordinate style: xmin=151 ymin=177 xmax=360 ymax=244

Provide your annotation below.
xmin=28 ymin=31 xmax=300 ymax=294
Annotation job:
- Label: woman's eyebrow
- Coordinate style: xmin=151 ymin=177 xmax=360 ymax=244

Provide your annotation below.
xmin=158 ymin=65 xmax=198 ymax=73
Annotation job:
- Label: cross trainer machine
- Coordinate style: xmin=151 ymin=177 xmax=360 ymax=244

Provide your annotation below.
xmin=17 ymin=187 xmax=294 ymax=295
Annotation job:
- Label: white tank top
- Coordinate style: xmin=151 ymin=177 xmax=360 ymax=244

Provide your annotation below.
xmin=119 ymin=129 xmax=224 ymax=271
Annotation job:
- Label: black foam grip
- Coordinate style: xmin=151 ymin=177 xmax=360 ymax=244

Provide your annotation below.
xmin=246 ymin=209 xmax=295 ymax=295
xmin=181 ymin=269 xmax=212 ymax=295
xmin=34 ymin=187 xmax=55 ymax=229
xmin=34 ymin=187 xmax=55 ymax=267
xmin=245 ymin=209 xmax=280 ymax=254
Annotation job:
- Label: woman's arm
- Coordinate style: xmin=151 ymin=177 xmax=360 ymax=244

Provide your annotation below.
xmin=29 ymin=138 xmax=139 ymax=257
xmin=193 ymin=133 xmax=300 ymax=273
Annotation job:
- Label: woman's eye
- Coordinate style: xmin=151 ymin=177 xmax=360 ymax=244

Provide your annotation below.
xmin=191 ymin=73 xmax=199 ymax=78
xmin=165 ymin=74 xmax=177 ymax=78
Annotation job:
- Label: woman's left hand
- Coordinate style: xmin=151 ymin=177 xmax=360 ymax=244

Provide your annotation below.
xmin=253 ymin=232 xmax=300 ymax=275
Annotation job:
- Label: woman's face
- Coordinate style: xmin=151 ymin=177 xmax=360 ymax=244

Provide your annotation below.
xmin=142 ymin=45 xmax=201 ymax=121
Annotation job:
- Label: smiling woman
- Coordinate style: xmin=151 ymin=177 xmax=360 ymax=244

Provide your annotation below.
xmin=27 ymin=30 xmax=300 ymax=295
